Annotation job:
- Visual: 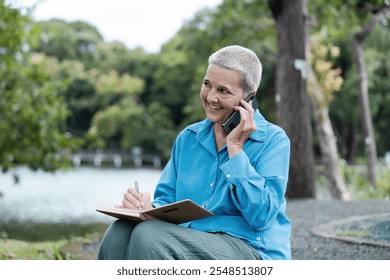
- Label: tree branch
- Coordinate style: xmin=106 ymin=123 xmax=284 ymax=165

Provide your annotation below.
xmin=354 ymin=4 xmax=390 ymax=43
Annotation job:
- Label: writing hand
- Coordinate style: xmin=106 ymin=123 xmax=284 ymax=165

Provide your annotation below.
xmin=115 ymin=187 xmax=153 ymax=211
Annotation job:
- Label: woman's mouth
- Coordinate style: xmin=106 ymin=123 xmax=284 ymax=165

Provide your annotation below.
xmin=208 ymin=104 xmax=223 ymax=110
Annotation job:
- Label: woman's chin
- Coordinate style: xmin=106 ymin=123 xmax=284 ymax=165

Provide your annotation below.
xmin=206 ymin=115 xmax=223 ymax=125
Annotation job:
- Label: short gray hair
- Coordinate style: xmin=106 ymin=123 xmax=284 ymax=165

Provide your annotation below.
xmin=208 ymin=45 xmax=262 ymax=94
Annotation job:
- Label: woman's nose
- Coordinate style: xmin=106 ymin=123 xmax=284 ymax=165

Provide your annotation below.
xmin=207 ymin=89 xmax=219 ymax=103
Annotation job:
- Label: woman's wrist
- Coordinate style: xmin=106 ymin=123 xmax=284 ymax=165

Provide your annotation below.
xmin=227 ymin=144 xmax=243 ymax=159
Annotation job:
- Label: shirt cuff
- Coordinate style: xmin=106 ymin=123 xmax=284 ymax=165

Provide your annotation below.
xmin=220 ymin=151 xmax=255 ymax=188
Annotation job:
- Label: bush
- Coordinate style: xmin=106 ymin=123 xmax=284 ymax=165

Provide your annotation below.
xmin=341 ymin=163 xmax=390 ymax=199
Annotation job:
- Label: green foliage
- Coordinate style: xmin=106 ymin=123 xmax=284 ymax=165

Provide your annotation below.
xmin=330 ymin=25 xmax=390 ymax=159
xmin=316 ymin=162 xmax=390 ymax=199
xmin=337 ymin=230 xmax=371 ymax=238
xmin=0 ymin=239 xmax=66 ymax=260
xmin=311 ymin=0 xmax=390 ymax=160
xmin=134 ymin=102 xmax=176 ymax=159
xmin=0 ymin=232 xmax=101 ymax=260
xmin=90 ymin=71 xmax=146 ymax=148
xmin=309 ymin=33 xmax=344 ymax=106
xmin=96 ymin=71 xmax=144 ymax=103
xmin=366 ymin=27 xmax=390 ymax=155
xmin=150 ymin=45 xmax=194 ymax=126
xmin=32 ymin=19 xmax=104 ymax=66
xmin=92 ymin=42 xmax=150 ymax=76
xmin=0 ymin=0 xmax=27 ymax=67
xmin=0 ymin=1 xmax=81 ymax=172
xmin=341 ymin=163 xmax=390 ymax=199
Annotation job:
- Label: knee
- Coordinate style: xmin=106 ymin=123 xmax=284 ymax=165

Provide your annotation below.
xmin=103 ymin=220 xmax=132 ymax=241
xmin=128 ymin=220 xmax=173 ymax=259
xmin=131 ymin=220 xmax=168 ymax=243
xmin=99 ymin=220 xmax=176 ymax=259
xmin=98 ymin=220 xmax=135 ymax=260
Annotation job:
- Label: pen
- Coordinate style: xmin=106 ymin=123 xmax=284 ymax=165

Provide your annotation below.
xmin=134 ymin=180 xmax=140 ymax=193
xmin=134 ymin=180 xmax=142 ymax=211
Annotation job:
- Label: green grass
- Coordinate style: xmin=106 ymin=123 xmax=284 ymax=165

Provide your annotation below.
xmin=0 ymin=239 xmax=67 ymax=260
xmin=316 ymin=163 xmax=390 ymax=199
xmin=337 ymin=230 xmax=372 ymax=238
xmin=0 ymin=233 xmax=101 ymax=260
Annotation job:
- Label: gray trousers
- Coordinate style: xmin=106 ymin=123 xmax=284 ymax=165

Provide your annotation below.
xmin=97 ymin=220 xmax=260 ymax=260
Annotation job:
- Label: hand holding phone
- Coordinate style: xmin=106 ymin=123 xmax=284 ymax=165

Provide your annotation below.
xmin=222 ymin=93 xmax=258 ymax=135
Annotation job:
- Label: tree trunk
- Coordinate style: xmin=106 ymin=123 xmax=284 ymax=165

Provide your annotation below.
xmin=307 ymin=66 xmax=350 ymax=200
xmin=354 ymin=40 xmax=377 ymax=186
xmin=351 ymin=5 xmax=390 ymax=187
xmin=269 ymin=0 xmax=315 ymax=198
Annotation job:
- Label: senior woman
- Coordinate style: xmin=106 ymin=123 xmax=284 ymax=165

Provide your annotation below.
xmin=97 ymin=45 xmax=291 ymax=260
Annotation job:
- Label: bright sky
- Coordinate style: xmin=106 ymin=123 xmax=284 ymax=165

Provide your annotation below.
xmin=12 ymin=0 xmax=223 ymax=53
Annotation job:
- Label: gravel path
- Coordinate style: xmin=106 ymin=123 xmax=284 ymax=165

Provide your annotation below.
xmin=286 ymin=199 xmax=390 ymax=260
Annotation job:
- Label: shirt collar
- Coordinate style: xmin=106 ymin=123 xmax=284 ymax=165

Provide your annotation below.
xmin=251 ymin=110 xmax=267 ymax=142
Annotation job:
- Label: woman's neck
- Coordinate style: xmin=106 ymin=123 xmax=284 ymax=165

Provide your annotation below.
xmin=213 ymin=124 xmax=227 ymax=152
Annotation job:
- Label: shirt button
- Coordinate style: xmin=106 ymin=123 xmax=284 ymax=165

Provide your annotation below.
xmin=256 ymin=237 xmax=261 ymax=241
xmin=226 ymin=174 xmax=231 ymax=178
xmin=210 ymin=183 xmax=214 ymax=188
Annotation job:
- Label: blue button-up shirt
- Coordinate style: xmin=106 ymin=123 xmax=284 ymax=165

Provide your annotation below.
xmin=152 ymin=110 xmax=291 ymax=260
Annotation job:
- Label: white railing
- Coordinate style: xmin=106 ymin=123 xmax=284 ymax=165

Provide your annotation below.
xmin=71 ymin=147 xmax=161 ymax=168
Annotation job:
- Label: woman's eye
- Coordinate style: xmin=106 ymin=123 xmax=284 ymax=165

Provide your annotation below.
xmin=219 ymin=88 xmax=230 ymax=94
xmin=203 ymin=81 xmax=211 ymax=87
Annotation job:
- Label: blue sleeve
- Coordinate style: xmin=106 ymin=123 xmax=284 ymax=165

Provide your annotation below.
xmin=152 ymin=134 xmax=181 ymax=207
xmin=219 ymin=130 xmax=290 ymax=230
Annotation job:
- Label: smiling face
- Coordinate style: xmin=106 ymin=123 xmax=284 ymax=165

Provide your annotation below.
xmin=200 ymin=64 xmax=245 ymax=126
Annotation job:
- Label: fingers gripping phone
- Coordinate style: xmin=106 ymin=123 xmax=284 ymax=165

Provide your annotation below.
xmin=222 ymin=93 xmax=259 ymax=135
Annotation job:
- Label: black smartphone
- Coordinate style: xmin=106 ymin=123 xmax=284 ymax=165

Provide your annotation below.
xmin=222 ymin=93 xmax=259 ymax=135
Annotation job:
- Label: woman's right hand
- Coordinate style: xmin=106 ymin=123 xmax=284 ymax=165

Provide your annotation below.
xmin=115 ymin=187 xmax=153 ymax=211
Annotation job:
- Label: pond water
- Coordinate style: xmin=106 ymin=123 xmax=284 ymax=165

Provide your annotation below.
xmin=0 ymin=166 xmax=161 ymax=241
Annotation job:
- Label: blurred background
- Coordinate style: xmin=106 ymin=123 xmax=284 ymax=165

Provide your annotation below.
xmin=0 ymin=0 xmax=389 ymax=259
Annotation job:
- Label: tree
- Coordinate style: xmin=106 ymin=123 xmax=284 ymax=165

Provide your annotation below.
xmin=55 ymin=59 xmax=100 ymax=136
xmin=352 ymin=2 xmax=390 ymax=187
xmin=32 ymin=19 xmax=104 ymax=67
xmin=368 ymin=27 xmax=390 ymax=157
xmin=269 ymin=0 xmax=316 ymax=198
xmin=92 ymin=42 xmax=150 ymax=76
xmin=0 ymin=1 xmax=79 ymax=172
xmin=307 ymin=34 xmax=350 ymax=200
xmin=90 ymin=71 xmax=145 ymax=149
xmin=308 ymin=0 xmax=390 ymax=188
